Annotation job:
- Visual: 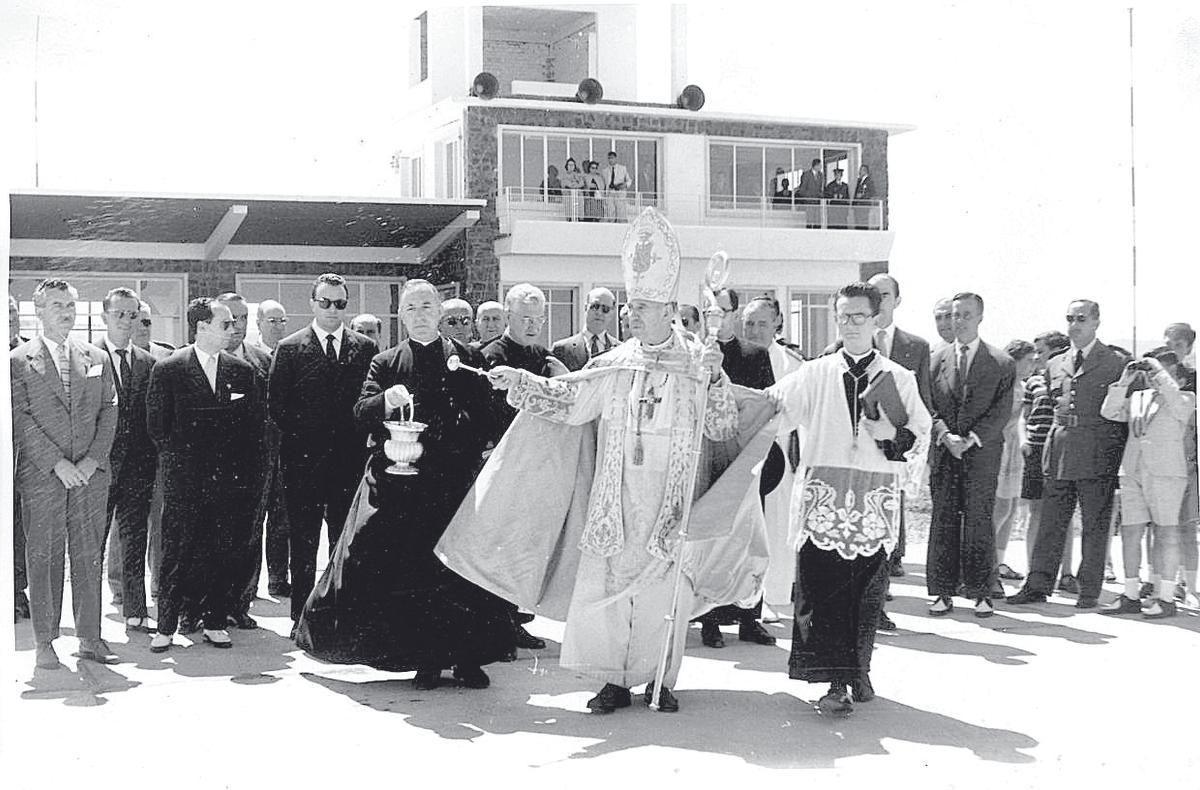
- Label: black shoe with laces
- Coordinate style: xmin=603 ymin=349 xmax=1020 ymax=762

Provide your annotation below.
xmin=452 ymin=664 xmax=490 ymax=689
xmin=738 ymin=620 xmax=777 ymax=645
xmin=643 ymin=683 xmax=679 ymax=712
xmin=817 ymin=683 xmax=853 ymax=714
xmin=514 ymin=625 xmax=546 ymax=650
xmin=700 ymin=621 xmax=725 ymax=648
xmin=587 ymin=683 xmax=632 ymax=713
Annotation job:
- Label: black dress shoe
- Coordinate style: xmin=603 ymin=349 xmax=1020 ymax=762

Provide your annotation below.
xmin=1005 ymin=589 xmax=1047 ymax=605
xmin=452 ymin=664 xmax=490 ymax=689
xmin=643 ymin=683 xmax=679 ymax=712
xmin=1075 ymin=596 xmax=1098 ymax=609
xmin=877 ymin=612 xmax=897 ymax=631
xmin=231 ymin=613 xmax=259 ymax=630
xmin=587 ymin=683 xmax=632 ymax=713
xmin=738 ymin=621 xmax=777 ymax=645
xmin=413 ymin=668 xmax=442 ymax=690
xmin=850 ymin=675 xmax=875 ymax=702
xmin=514 ymin=625 xmax=546 ymax=650
xmin=700 ymin=621 xmax=725 ymax=648
xmin=267 ymin=581 xmax=292 ymax=598
xmin=1101 ymin=595 xmax=1143 ymax=615
xmin=817 ymin=683 xmax=853 ymax=714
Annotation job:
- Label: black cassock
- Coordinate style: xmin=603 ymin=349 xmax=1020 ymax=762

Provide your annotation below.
xmin=296 ymin=337 xmax=515 ymax=671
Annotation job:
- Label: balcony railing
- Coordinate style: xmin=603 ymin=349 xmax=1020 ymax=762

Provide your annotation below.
xmin=497 ymin=187 xmax=885 ymax=230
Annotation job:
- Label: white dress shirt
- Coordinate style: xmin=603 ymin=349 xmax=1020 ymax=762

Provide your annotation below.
xmin=194 ymin=346 xmax=219 ymax=392
xmin=312 ymin=321 xmax=346 ymax=358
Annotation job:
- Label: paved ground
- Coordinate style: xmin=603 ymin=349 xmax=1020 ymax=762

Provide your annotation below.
xmin=3 ymin=539 xmax=1199 ymax=788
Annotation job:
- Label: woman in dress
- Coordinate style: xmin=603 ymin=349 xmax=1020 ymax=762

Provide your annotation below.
xmin=993 ymin=340 xmax=1038 ymax=589
xmin=582 ymin=160 xmax=604 ymax=222
xmin=561 ymin=157 xmax=585 ymax=221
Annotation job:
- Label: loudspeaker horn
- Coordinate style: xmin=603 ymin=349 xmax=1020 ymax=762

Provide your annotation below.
xmin=471 ymin=72 xmax=499 ymax=99
xmin=576 ymin=78 xmax=604 ymax=104
xmin=677 ymin=84 xmax=705 ymax=111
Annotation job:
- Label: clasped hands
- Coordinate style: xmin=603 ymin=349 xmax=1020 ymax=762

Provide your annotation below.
xmin=941 ymin=432 xmax=975 ymax=459
xmin=53 ymin=457 xmax=100 ymax=489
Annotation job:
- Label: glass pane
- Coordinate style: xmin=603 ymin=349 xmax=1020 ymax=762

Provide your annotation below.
xmin=501 ymin=132 xmax=522 ymax=192
xmin=765 ymin=146 xmax=792 ymax=201
xmin=522 ymin=135 xmax=545 ymax=201
xmin=708 ymin=144 xmax=734 ymax=209
xmin=613 ymin=139 xmax=636 ymax=181
xmin=546 ymin=136 xmax=569 ymax=187
xmin=568 ymin=137 xmax=591 ymax=170
xmin=735 ymin=145 xmax=764 ymax=208
xmin=636 ymin=140 xmax=658 ymax=200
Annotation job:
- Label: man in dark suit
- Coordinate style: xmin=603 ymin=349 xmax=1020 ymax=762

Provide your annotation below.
xmin=252 ymin=299 xmax=291 ymax=596
xmin=95 ymin=287 xmax=159 ymax=635
xmin=10 ymin=294 xmax=31 ymax=622
xmin=296 ymin=279 xmax=515 ymax=688
xmin=926 ymin=292 xmax=1016 ymax=617
xmin=268 ymin=273 xmax=378 ymax=629
xmin=551 ymin=287 xmax=620 ymax=372
xmin=794 ymin=158 xmax=825 ymax=228
xmin=11 ymin=278 xmax=118 ymax=668
xmin=146 ymin=297 xmax=264 ymax=653
xmin=853 ymin=165 xmax=876 ymax=230
xmin=1008 ymin=300 xmax=1128 ymax=609
xmin=823 ymin=168 xmax=851 ymax=228
xmin=696 ymin=287 xmax=777 ymax=648
xmin=217 ymin=292 xmax=273 ymax=629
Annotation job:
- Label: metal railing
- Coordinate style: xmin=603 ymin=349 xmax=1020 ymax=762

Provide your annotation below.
xmin=497 ymin=187 xmax=885 ymax=230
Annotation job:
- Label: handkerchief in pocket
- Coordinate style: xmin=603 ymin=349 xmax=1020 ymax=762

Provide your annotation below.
xmin=230 ymin=392 xmax=245 ymax=401
xmin=87 ymin=364 xmax=104 ymax=378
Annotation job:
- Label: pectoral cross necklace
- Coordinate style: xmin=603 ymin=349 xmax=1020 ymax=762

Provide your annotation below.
xmin=631 ymin=374 xmax=663 ymax=466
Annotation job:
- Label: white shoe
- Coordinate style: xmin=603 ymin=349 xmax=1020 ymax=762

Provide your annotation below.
xmin=974 ymin=598 xmax=994 ymax=618
xmin=760 ymin=603 xmax=780 ymax=624
xmin=202 ymin=629 xmax=232 ymax=648
xmin=149 ymin=633 xmax=172 ymax=653
xmin=928 ymin=596 xmax=953 ymax=616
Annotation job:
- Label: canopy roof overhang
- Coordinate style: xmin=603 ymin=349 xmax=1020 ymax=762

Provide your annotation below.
xmin=9 ymin=190 xmax=485 ymax=265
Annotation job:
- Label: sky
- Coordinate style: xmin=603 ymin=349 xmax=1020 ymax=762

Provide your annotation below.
xmin=1 ymin=0 xmax=1196 ymax=351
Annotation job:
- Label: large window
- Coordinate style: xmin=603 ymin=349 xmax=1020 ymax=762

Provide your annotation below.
xmin=9 ymin=273 xmax=186 ymax=347
xmin=709 ymin=140 xmax=858 ymax=208
xmin=500 ymin=130 xmax=660 ymax=200
xmin=788 ymin=290 xmax=838 ymax=359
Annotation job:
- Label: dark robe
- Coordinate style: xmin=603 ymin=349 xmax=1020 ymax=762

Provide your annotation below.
xmin=295 ymin=337 xmax=515 ymax=671
xmin=480 ymin=333 xmax=556 ymax=444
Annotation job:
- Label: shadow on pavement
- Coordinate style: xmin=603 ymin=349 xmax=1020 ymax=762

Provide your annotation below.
xmin=301 ymin=668 xmax=1038 ymax=768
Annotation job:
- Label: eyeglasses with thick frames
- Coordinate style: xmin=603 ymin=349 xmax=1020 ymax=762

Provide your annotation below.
xmin=834 ymin=312 xmax=874 ymax=326
xmin=587 ymin=303 xmax=613 ymax=313
xmin=314 ymin=298 xmax=349 ymax=310
xmin=517 ymin=315 xmax=547 ymax=326
xmin=139 ymin=318 xmax=153 ymax=327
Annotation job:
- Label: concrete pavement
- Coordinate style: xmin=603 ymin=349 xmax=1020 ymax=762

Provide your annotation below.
xmin=3 ymin=539 xmax=1199 ymax=788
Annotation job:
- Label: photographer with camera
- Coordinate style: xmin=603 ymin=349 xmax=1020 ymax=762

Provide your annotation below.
xmin=1100 ymin=350 xmax=1196 ymax=618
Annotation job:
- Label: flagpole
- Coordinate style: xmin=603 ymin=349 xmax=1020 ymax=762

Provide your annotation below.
xmin=1127 ymin=7 xmax=1137 ymax=352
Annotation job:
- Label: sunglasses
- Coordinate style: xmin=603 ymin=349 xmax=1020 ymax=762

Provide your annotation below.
xmin=106 ymin=309 xmax=140 ymax=321
xmin=314 ymin=298 xmax=349 ymax=310
xmin=442 ymin=316 xmax=472 ymax=327
xmin=1064 ymin=315 xmax=1092 ymax=324
xmin=139 ymin=318 xmax=152 ymax=327
xmin=588 ymin=304 xmax=613 ymax=313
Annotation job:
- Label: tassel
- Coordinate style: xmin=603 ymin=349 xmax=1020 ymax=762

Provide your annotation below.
xmin=632 ymin=433 xmax=645 ymax=466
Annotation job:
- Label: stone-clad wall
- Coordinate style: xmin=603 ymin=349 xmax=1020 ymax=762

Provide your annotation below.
xmin=462 ymin=104 xmax=891 ymax=304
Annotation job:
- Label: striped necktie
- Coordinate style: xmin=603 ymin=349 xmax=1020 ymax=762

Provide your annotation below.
xmin=57 ymin=342 xmax=71 ymax=401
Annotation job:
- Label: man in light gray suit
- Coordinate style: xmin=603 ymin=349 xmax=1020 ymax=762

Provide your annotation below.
xmin=11 ymin=278 xmax=119 ymax=669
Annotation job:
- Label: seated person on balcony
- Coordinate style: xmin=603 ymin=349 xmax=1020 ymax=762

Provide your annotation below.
xmin=583 ymin=160 xmax=605 ymax=222
xmin=824 ymin=168 xmax=851 ymax=228
xmin=772 ymin=168 xmax=792 ymax=207
xmin=853 ymin=165 xmax=876 ymax=229
xmin=562 ymin=158 xmax=586 ymax=221
xmin=601 ymin=151 xmax=631 ymax=222
xmin=794 ymin=158 xmax=824 ymax=228
xmin=540 ymin=166 xmax=562 ymax=202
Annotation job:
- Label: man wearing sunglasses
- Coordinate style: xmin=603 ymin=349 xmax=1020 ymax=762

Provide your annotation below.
xmin=132 ymin=302 xmax=176 ymax=361
xmin=95 ymin=287 xmax=159 ymax=636
xmin=551 ymin=287 xmax=620 ymax=373
xmin=1009 ymin=300 xmax=1128 ymax=610
xmin=438 ymin=298 xmax=474 ymax=347
xmin=146 ymin=297 xmax=264 ymax=653
xmin=268 ymin=273 xmax=378 ymax=634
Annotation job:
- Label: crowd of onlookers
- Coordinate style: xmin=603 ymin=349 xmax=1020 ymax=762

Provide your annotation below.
xmin=538 ymin=150 xmax=632 ymax=222
xmin=8 ymin=273 xmax=1197 ymax=673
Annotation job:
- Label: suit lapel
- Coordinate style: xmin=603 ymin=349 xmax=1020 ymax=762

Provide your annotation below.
xmin=68 ymin=339 xmax=90 ymax=412
xmin=185 ymin=347 xmax=216 ymax=400
xmin=31 ymin=342 xmax=69 ymax=406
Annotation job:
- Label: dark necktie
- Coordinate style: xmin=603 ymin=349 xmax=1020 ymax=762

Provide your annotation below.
xmin=609 ymin=168 xmax=617 ymax=189
xmin=590 ymin=334 xmax=601 ymax=357
xmin=325 ymin=334 xmax=337 ymax=364
xmin=1074 ymin=349 xmax=1084 ymax=375
xmin=956 ymin=344 xmax=969 ymax=395
xmin=115 ymin=348 xmax=131 ymax=395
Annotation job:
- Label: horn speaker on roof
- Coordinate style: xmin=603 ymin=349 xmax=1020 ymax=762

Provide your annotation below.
xmin=471 ymin=72 xmax=499 ymax=99
xmin=677 ymin=84 xmax=705 ymax=111
xmin=576 ymin=78 xmax=604 ymax=104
